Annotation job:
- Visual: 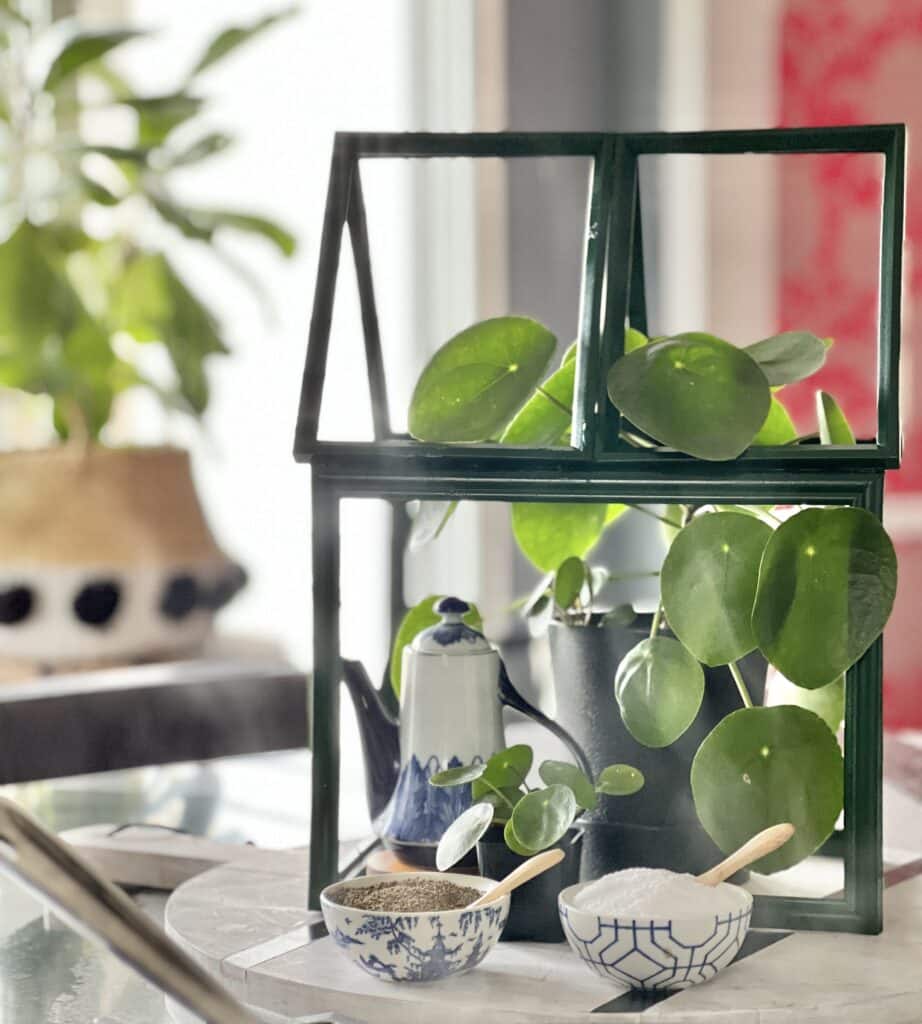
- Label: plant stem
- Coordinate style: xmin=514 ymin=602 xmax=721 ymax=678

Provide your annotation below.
xmin=626 ymin=504 xmax=684 ymax=528
xmin=619 ymin=429 xmax=658 ymax=449
xmin=480 ymin=778 xmax=518 ymax=812
xmin=728 ymin=661 xmax=753 ymax=708
xmin=649 ymin=603 xmax=663 ymax=639
xmin=62 ymin=398 xmax=91 ymax=452
xmin=536 ymin=385 xmax=571 ymax=416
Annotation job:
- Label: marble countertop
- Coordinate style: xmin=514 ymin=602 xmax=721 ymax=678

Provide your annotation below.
xmin=164 ymin=849 xmax=922 ymax=1024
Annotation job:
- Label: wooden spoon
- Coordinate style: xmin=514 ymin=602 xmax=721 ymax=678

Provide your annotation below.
xmin=696 ymin=823 xmax=796 ymax=887
xmin=467 ymin=847 xmax=565 ymax=908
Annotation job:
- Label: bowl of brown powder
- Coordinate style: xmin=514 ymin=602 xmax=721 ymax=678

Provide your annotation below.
xmin=321 ymin=871 xmax=509 ymax=983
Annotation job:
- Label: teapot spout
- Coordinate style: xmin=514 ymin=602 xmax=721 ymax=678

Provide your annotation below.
xmin=341 ymin=660 xmax=400 ymax=821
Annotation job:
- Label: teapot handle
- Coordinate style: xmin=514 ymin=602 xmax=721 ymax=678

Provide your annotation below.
xmin=498 ymin=660 xmax=593 ymax=779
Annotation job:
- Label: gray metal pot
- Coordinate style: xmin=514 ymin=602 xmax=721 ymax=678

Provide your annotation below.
xmin=548 ymin=616 xmax=766 ymax=878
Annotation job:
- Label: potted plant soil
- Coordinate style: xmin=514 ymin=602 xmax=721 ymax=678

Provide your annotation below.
xmin=431 ymin=743 xmax=644 ymax=941
xmin=0 ymin=7 xmax=295 ymax=667
xmin=404 ymin=318 xmax=897 ymax=880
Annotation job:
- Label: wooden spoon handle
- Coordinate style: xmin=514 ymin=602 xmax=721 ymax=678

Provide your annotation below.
xmin=696 ymin=823 xmax=795 ymax=887
xmin=468 ymin=847 xmax=565 ymax=908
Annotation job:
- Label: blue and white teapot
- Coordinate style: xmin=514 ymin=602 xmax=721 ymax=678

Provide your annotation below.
xmin=342 ymin=596 xmax=590 ymax=866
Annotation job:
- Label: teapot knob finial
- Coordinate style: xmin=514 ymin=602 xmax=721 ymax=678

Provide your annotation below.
xmin=434 ymin=596 xmax=470 ymax=621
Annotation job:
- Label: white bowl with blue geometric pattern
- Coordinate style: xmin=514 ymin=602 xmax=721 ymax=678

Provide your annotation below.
xmin=321 ymin=872 xmax=509 ymax=983
xmin=558 ymin=881 xmax=752 ymax=991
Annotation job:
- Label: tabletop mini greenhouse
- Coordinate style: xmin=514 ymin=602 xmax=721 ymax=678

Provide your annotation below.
xmin=294 ymin=125 xmax=905 ymax=934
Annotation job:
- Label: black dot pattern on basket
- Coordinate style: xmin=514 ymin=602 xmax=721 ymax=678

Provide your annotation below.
xmin=74 ymin=581 xmax=120 ymax=627
xmin=200 ymin=564 xmax=248 ymax=611
xmin=161 ymin=574 xmax=198 ymax=620
xmin=0 ymin=585 xmax=34 ymax=625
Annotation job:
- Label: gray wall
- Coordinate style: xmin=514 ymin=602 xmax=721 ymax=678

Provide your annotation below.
xmin=503 ymin=0 xmax=667 ymax=607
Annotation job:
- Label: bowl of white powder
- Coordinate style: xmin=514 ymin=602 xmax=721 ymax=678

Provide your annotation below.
xmin=558 ymin=867 xmax=752 ymax=990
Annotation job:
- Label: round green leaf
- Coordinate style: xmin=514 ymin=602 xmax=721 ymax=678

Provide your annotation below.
xmin=596 ymin=763 xmax=645 ymax=796
xmin=507 ymin=784 xmax=576 ymax=855
xmin=752 ymin=508 xmax=896 ymax=689
xmin=409 ymin=316 xmax=556 ymax=442
xmin=512 ymin=502 xmax=607 ymax=572
xmin=765 ymin=671 xmax=845 ymax=734
xmin=390 ymin=595 xmax=483 ymax=696
xmin=538 ymin=760 xmax=597 ymax=811
xmin=483 ymin=744 xmax=533 ymax=789
xmin=745 ymin=331 xmax=827 ymax=386
xmin=691 ymin=705 xmax=843 ymax=873
xmin=503 ymin=817 xmax=533 ymax=856
xmin=430 ymin=763 xmax=485 ymax=787
xmin=816 ymin=391 xmax=856 ymax=445
xmin=500 ymin=358 xmax=574 ymax=447
xmin=554 ymin=556 xmax=588 ymax=612
xmin=662 ymin=511 xmax=773 ymax=666
xmin=614 ymin=636 xmax=705 ymax=748
xmin=606 ymin=333 xmax=771 ymax=460
xmin=752 ymin=395 xmax=798 ymax=445
xmin=436 ymin=802 xmax=495 ymax=871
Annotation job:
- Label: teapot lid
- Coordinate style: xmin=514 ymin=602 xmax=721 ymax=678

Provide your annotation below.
xmin=411 ymin=597 xmax=493 ymax=656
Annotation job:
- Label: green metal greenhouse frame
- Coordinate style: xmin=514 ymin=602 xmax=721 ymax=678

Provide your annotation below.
xmin=294 ymin=125 xmax=905 ymax=933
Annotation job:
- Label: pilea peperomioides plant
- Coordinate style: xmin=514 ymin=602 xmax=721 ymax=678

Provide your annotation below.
xmin=430 ymin=743 xmax=644 ymax=870
xmin=405 ymin=317 xmax=898 ymax=873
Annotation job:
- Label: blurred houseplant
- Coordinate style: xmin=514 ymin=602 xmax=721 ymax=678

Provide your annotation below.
xmin=403 ymin=317 xmax=896 ymax=878
xmin=0 ymin=3 xmax=296 ymax=666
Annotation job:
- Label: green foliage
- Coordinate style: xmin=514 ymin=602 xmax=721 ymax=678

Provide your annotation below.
xmin=43 ymin=28 xmax=143 ymax=91
xmin=596 ymin=763 xmax=645 ymax=796
xmin=403 ymin=313 xmax=896 ymax=877
xmin=614 ymin=636 xmax=705 ymax=747
xmin=187 ymin=6 xmax=298 ymax=79
xmin=435 ymin=802 xmax=493 ymax=873
xmin=432 ymin=743 xmax=643 ymax=867
xmin=511 ymin=502 xmax=607 ymax=573
xmin=505 ymin=784 xmax=576 ymax=855
xmin=752 ymin=507 xmax=897 ymax=689
xmin=744 ymin=330 xmax=827 ymax=386
xmin=0 ymin=6 xmax=297 ymax=440
xmin=500 ymin=355 xmax=574 ymax=447
xmin=606 ymin=333 xmax=771 ymax=460
xmin=752 ymin=395 xmax=798 ymax=445
xmin=482 ymin=744 xmax=533 ymax=788
xmin=662 ymin=511 xmax=772 ymax=666
xmin=816 ymin=390 xmax=856 ymax=445
xmin=538 ymin=760 xmax=597 ymax=811
xmin=389 ymin=595 xmax=483 ymax=697
xmin=409 ymin=316 xmax=556 ymax=443
xmin=553 ymin=556 xmax=589 ymax=613
xmin=691 ymin=705 xmax=843 ymax=873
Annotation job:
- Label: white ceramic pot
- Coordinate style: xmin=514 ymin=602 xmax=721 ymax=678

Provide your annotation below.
xmin=321 ymin=871 xmax=509 ymax=983
xmin=558 ymin=881 xmax=752 ymax=990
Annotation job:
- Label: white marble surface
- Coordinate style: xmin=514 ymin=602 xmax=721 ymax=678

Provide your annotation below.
xmin=165 ymin=850 xmax=922 ymax=1023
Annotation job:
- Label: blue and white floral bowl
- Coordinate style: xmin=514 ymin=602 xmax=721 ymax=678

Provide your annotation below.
xmin=321 ymin=872 xmax=509 ymax=983
xmin=558 ymin=882 xmax=752 ymax=991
